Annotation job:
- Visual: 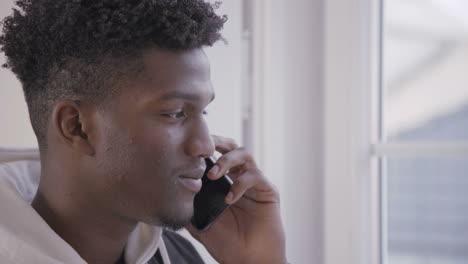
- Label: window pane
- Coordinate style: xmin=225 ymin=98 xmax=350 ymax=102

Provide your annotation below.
xmin=385 ymin=157 xmax=468 ymax=264
xmin=383 ymin=0 xmax=468 ymax=141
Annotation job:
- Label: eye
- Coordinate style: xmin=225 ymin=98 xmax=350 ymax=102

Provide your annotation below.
xmin=203 ymin=110 xmax=208 ymax=116
xmin=163 ymin=111 xmax=186 ymax=120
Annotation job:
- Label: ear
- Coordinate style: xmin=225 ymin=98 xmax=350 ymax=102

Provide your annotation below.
xmin=52 ymin=100 xmax=95 ymax=156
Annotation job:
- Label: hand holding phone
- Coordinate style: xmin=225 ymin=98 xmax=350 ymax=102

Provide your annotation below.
xmin=187 ymin=136 xmax=286 ymax=263
xmin=191 ymin=157 xmax=233 ymax=231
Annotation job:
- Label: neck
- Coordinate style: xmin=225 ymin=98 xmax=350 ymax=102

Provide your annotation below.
xmin=32 ymin=169 xmax=138 ymax=264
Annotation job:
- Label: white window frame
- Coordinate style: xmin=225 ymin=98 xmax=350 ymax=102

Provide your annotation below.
xmin=246 ymin=0 xmax=329 ymax=263
xmin=324 ymin=1 xmax=468 ymax=264
xmin=323 ymin=0 xmax=382 ymax=263
xmin=248 ymin=0 xmax=383 ymax=262
xmin=373 ymin=142 xmax=468 ymax=158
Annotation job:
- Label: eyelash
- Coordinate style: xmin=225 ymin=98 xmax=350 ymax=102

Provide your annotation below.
xmin=163 ymin=110 xmax=208 ymax=120
xmin=165 ymin=112 xmax=186 ymax=119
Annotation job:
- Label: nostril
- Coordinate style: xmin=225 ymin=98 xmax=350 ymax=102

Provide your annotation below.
xmin=184 ymin=138 xmax=214 ymax=158
xmin=184 ymin=121 xmax=214 ymax=157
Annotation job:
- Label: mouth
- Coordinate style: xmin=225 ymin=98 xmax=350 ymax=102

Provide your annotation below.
xmin=178 ymin=168 xmax=205 ymax=193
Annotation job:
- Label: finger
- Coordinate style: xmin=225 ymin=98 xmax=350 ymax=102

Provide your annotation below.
xmin=208 ymin=147 xmax=255 ymax=180
xmin=226 ymin=166 xmax=245 ymax=181
xmin=211 ymin=135 xmax=239 ymax=154
xmin=225 ymin=169 xmax=260 ymax=204
xmin=242 ymin=180 xmax=281 ymax=204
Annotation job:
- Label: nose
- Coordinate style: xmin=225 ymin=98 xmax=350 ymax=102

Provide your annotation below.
xmin=184 ymin=118 xmax=215 ymax=158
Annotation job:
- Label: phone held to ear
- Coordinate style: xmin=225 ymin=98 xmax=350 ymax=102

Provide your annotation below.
xmin=191 ymin=157 xmax=233 ymax=231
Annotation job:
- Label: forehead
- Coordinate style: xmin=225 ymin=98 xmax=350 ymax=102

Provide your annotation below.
xmin=141 ymin=48 xmax=211 ymax=89
xmin=115 ymin=48 xmax=214 ymax=105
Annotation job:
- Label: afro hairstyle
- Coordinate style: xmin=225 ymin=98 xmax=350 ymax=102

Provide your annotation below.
xmin=0 ymin=0 xmax=226 ymax=151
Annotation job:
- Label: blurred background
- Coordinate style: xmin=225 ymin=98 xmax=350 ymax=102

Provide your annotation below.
xmin=384 ymin=0 xmax=468 ymax=264
xmin=1 ymin=0 xmax=468 ymax=264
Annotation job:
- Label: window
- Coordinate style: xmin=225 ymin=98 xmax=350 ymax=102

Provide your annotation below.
xmin=323 ymin=1 xmax=468 ymax=264
xmin=379 ymin=0 xmax=468 ymax=263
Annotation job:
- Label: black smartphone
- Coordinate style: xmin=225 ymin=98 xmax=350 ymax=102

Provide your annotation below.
xmin=191 ymin=157 xmax=233 ymax=231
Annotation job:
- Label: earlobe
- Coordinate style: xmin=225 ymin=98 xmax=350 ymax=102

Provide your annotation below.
xmin=53 ymin=101 xmax=95 ymax=156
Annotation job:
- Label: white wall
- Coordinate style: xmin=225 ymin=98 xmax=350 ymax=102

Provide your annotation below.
xmin=0 ymin=1 xmax=38 ymax=148
xmin=251 ymin=1 xmax=324 ymax=263
xmin=276 ymin=1 xmax=325 ymax=261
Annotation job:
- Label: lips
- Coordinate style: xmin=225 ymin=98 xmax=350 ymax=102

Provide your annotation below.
xmin=178 ymin=168 xmax=205 ymax=193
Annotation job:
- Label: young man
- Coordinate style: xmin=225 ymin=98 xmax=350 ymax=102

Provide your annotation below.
xmin=0 ymin=0 xmax=286 ymax=263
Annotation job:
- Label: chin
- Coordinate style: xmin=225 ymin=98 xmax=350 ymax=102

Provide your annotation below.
xmin=156 ymin=201 xmax=194 ymax=231
xmin=162 ymin=221 xmax=190 ymax=231
xmin=159 ymin=215 xmax=192 ymax=231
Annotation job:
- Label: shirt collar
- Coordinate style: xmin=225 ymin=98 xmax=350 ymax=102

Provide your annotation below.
xmin=125 ymin=221 xmax=163 ymax=264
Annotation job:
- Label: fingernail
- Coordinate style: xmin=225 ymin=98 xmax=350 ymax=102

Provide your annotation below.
xmin=225 ymin=192 xmax=233 ymax=203
xmin=209 ymin=165 xmax=219 ymax=177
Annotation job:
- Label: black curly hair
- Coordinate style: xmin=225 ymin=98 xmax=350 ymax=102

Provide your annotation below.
xmin=0 ymin=0 xmax=226 ymax=151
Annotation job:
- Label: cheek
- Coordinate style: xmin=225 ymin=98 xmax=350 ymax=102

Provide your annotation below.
xmin=96 ymin=118 xmax=187 ymax=203
xmin=108 ymin=126 xmax=176 ymax=191
xmin=100 ymin=118 xmax=173 ymax=170
xmin=131 ymin=120 xmax=186 ymax=160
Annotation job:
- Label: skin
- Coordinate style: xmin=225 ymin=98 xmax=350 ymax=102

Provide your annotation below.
xmin=31 ymin=48 xmax=286 ymax=264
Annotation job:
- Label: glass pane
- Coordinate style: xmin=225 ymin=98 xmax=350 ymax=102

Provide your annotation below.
xmin=385 ymin=157 xmax=468 ymax=264
xmin=383 ymin=0 xmax=468 ymax=141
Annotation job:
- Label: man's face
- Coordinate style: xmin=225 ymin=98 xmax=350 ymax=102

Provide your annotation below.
xmin=87 ymin=48 xmax=215 ymax=229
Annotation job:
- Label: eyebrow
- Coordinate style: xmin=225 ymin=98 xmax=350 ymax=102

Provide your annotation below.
xmin=158 ymin=91 xmax=215 ymax=103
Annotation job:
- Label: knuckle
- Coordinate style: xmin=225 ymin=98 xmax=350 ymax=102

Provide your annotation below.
xmin=235 ymin=176 xmax=249 ymax=187
xmin=225 ymin=138 xmax=239 ymax=149
xmin=248 ymin=167 xmax=263 ymax=177
xmin=237 ymin=147 xmax=256 ymax=164
xmin=271 ymin=183 xmax=280 ymax=195
xmin=237 ymin=146 xmax=247 ymax=152
xmin=215 ymin=156 xmax=228 ymax=167
xmin=218 ymin=152 xmax=241 ymax=166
